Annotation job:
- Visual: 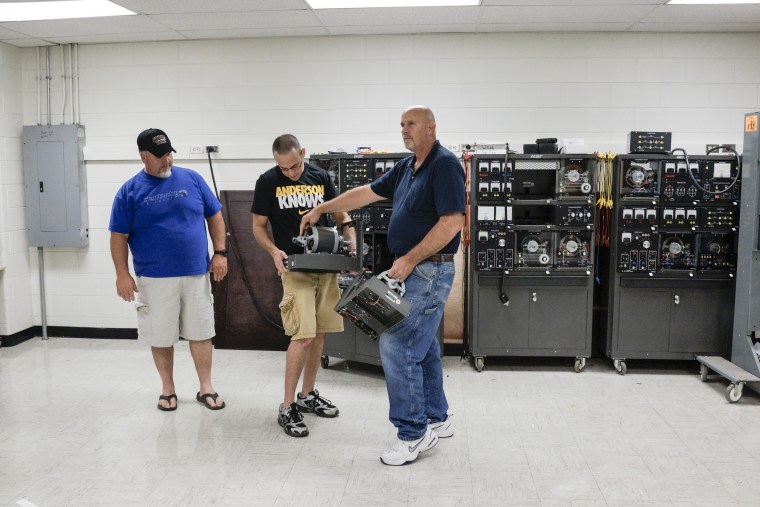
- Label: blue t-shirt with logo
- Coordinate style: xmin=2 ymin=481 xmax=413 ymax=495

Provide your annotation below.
xmin=109 ymin=166 xmax=222 ymax=277
xmin=370 ymin=141 xmax=465 ymax=256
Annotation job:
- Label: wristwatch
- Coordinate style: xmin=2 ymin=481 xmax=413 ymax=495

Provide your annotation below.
xmin=340 ymin=221 xmax=356 ymax=230
xmin=214 ymin=250 xmax=228 ymax=257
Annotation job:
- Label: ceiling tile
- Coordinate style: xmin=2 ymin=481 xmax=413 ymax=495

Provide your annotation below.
xmin=640 ymin=4 xmax=760 ymax=23
xmin=315 ymin=6 xmax=480 ymax=26
xmin=152 ymin=10 xmax=323 ymax=31
xmin=327 ymin=24 xmax=477 ymax=36
xmin=112 ymin=0 xmax=309 ymax=15
xmin=179 ymin=27 xmax=329 ymax=39
xmin=481 ymin=5 xmax=657 ymax=23
xmin=1 ymin=14 xmax=173 ymax=38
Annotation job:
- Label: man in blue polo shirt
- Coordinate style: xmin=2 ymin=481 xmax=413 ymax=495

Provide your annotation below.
xmin=300 ymin=105 xmax=466 ymax=465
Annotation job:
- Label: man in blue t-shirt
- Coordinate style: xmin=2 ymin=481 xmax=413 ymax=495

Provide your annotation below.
xmin=300 ymin=106 xmax=466 ymax=465
xmin=109 ymin=128 xmax=229 ymax=412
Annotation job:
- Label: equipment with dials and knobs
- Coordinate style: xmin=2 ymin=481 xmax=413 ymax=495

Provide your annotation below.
xmin=697 ymin=232 xmax=736 ymax=271
xmin=661 ymin=160 xmax=700 ymax=202
xmin=618 ymin=231 xmax=658 ymax=272
xmin=556 ymin=231 xmax=592 ymax=269
xmin=621 ymin=159 xmax=658 ymax=197
xmin=659 ymin=233 xmax=697 ymax=270
xmin=605 ymin=153 xmax=741 ymax=376
xmin=517 ymin=231 xmax=553 ymax=269
xmin=558 ymin=158 xmax=593 ymax=196
xmin=468 ymin=153 xmax=596 ymax=373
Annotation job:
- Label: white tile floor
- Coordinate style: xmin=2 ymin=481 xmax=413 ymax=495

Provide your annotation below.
xmin=2 ymin=338 xmax=760 ymax=507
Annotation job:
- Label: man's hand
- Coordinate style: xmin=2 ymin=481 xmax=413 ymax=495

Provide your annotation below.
xmin=115 ymin=272 xmax=138 ymax=302
xmin=272 ymin=249 xmax=289 ymax=274
xmin=387 ymin=255 xmax=415 ymax=283
xmin=210 ymin=254 xmax=228 ymax=282
xmin=299 ymin=209 xmax=322 ymax=235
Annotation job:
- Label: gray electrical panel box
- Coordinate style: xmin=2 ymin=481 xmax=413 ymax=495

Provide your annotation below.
xmin=23 ymin=124 xmax=88 ymax=247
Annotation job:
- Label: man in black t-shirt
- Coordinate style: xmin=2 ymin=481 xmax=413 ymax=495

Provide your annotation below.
xmin=252 ymin=134 xmax=355 ymax=438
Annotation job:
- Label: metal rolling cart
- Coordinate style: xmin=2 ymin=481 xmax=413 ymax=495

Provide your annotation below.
xmin=697 ymin=111 xmax=760 ymax=402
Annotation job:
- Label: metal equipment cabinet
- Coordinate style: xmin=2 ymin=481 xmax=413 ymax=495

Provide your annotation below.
xmin=321 ymin=309 xmax=383 ymax=367
xmin=467 ymin=153 xmax=597 ymax=372
xmin=605 ymin=153 xmax=740 ymax=374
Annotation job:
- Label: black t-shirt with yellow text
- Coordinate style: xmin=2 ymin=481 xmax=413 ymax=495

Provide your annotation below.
xmin=251 ymin=163 xmax=337 ymax=255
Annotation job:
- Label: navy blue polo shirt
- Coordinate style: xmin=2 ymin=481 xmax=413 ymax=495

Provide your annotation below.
xmin=370 ymin=141 xmax=466 ymax=256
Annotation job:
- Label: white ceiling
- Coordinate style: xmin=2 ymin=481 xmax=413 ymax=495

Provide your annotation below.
xmin=1 ymin=0 xmax=760 ymax=47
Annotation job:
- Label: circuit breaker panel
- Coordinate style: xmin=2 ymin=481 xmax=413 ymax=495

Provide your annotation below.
xmin=23 ymin=125 xmax=88 ymax=247
xmin=467 ymin=153 xmax=597 ymax=372
xmin=605 ymin=153 xmax=740 ymax=374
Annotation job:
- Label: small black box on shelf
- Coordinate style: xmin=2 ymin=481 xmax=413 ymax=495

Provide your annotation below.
xmin=628 ymin=131 xmax=672 ymax=154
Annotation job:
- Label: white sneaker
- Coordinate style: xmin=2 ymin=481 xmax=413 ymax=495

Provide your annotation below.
xmin=380 ymin=427 xmax=439 ymax=466
xmin=429 ymin=415 xmax=454 ymax=438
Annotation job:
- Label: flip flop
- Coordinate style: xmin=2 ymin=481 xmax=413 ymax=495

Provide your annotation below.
xmin=157 ymin=394 xmax=177 ymax=411
xmin=196 ymin=392 xmax=226 ymax=410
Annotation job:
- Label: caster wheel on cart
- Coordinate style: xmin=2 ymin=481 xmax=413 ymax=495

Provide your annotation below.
xmin=320 ymin=355 xmax=329 ymax=369
xmin=475 ymin=357 xmax=484 ymax=372
xmin=574 ymin=357 xmax=587 ymax=373
xmin=725 ymin=383 xmax=743 ymax=403
xmin=700 ymin=364 xmax=709 ymax=382
xmin=614 ymin=359 xmax=627 ymax=376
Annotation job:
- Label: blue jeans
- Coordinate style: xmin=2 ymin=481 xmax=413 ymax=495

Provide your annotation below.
xmin=379 ymin=259 xmax=455 ymax=441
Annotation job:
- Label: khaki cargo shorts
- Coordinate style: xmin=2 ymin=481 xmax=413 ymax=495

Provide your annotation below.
xmin=279 ymin=271 xmax=343 ymax=340
xmin=135 ymin=274 xmax=215 ymax=347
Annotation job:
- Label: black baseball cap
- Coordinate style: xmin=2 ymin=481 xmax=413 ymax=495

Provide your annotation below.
xmin=137 ymin=128 xmax=176 ymax=158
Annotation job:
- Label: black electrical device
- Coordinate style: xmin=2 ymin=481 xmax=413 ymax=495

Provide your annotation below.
xmin=628 ymin=131 xmax=672 ymax=154
xmin=335 ymin=271 xmax=411 ymax=340
xmin=285 ymin=223 xmax=364 ymax=273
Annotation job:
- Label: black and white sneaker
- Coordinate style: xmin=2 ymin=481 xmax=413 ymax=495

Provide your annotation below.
xmin=296 ymin=389 xmax=339 ymax=418
xmin=278 ymin=402 xmax=309 ymax=437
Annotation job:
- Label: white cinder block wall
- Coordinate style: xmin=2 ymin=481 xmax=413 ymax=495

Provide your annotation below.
xmin=4 ymin=32 xmax=760 ymax=334
xmin=0 ymin=42 xmax=33 ymax=337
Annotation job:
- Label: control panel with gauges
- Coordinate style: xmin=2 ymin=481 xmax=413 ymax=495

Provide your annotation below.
xmin=614 ymin=153 xmax=741 ymax=276
xmin=469 ymin=153 xmax=596 ymax=274
xmin=620 ymin=158 xmax=659 ymax=197
xmin=467 ymin=152 xmax=597 ymax=372
xmin=308 ymin=153 xmax=406 ymax=232
xmin=605 ymin=150 xmax=741 ymax=370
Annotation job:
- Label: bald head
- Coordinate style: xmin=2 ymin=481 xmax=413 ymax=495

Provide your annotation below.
xmin=401 ymin=105 xmax=437 ymax=155
xmin=404 ymin=105 xmax=435 ymax=124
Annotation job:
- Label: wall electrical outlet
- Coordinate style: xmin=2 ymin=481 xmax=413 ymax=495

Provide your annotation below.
xmin=445 ymin=143 xmax=460 ymax=152
xmin=705 ymin=144 xmax=736 ymax=154
xmin=190 ymin=145 xmax=204 ymax=155
xmin=206 ymin=145 xmax=219 ymax=153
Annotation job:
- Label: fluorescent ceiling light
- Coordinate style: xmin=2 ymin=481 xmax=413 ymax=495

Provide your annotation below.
xmin=0 ymin=0 xmax=135 ymax=22
xmin=668 ymin=0 xmax=760 ymax=4
xmin=307 ymin=0 xmax=480 ymax=8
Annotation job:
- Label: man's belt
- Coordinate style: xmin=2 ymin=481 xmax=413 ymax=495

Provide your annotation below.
xmin=423 ymin=254 xmax=454 ymax=263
